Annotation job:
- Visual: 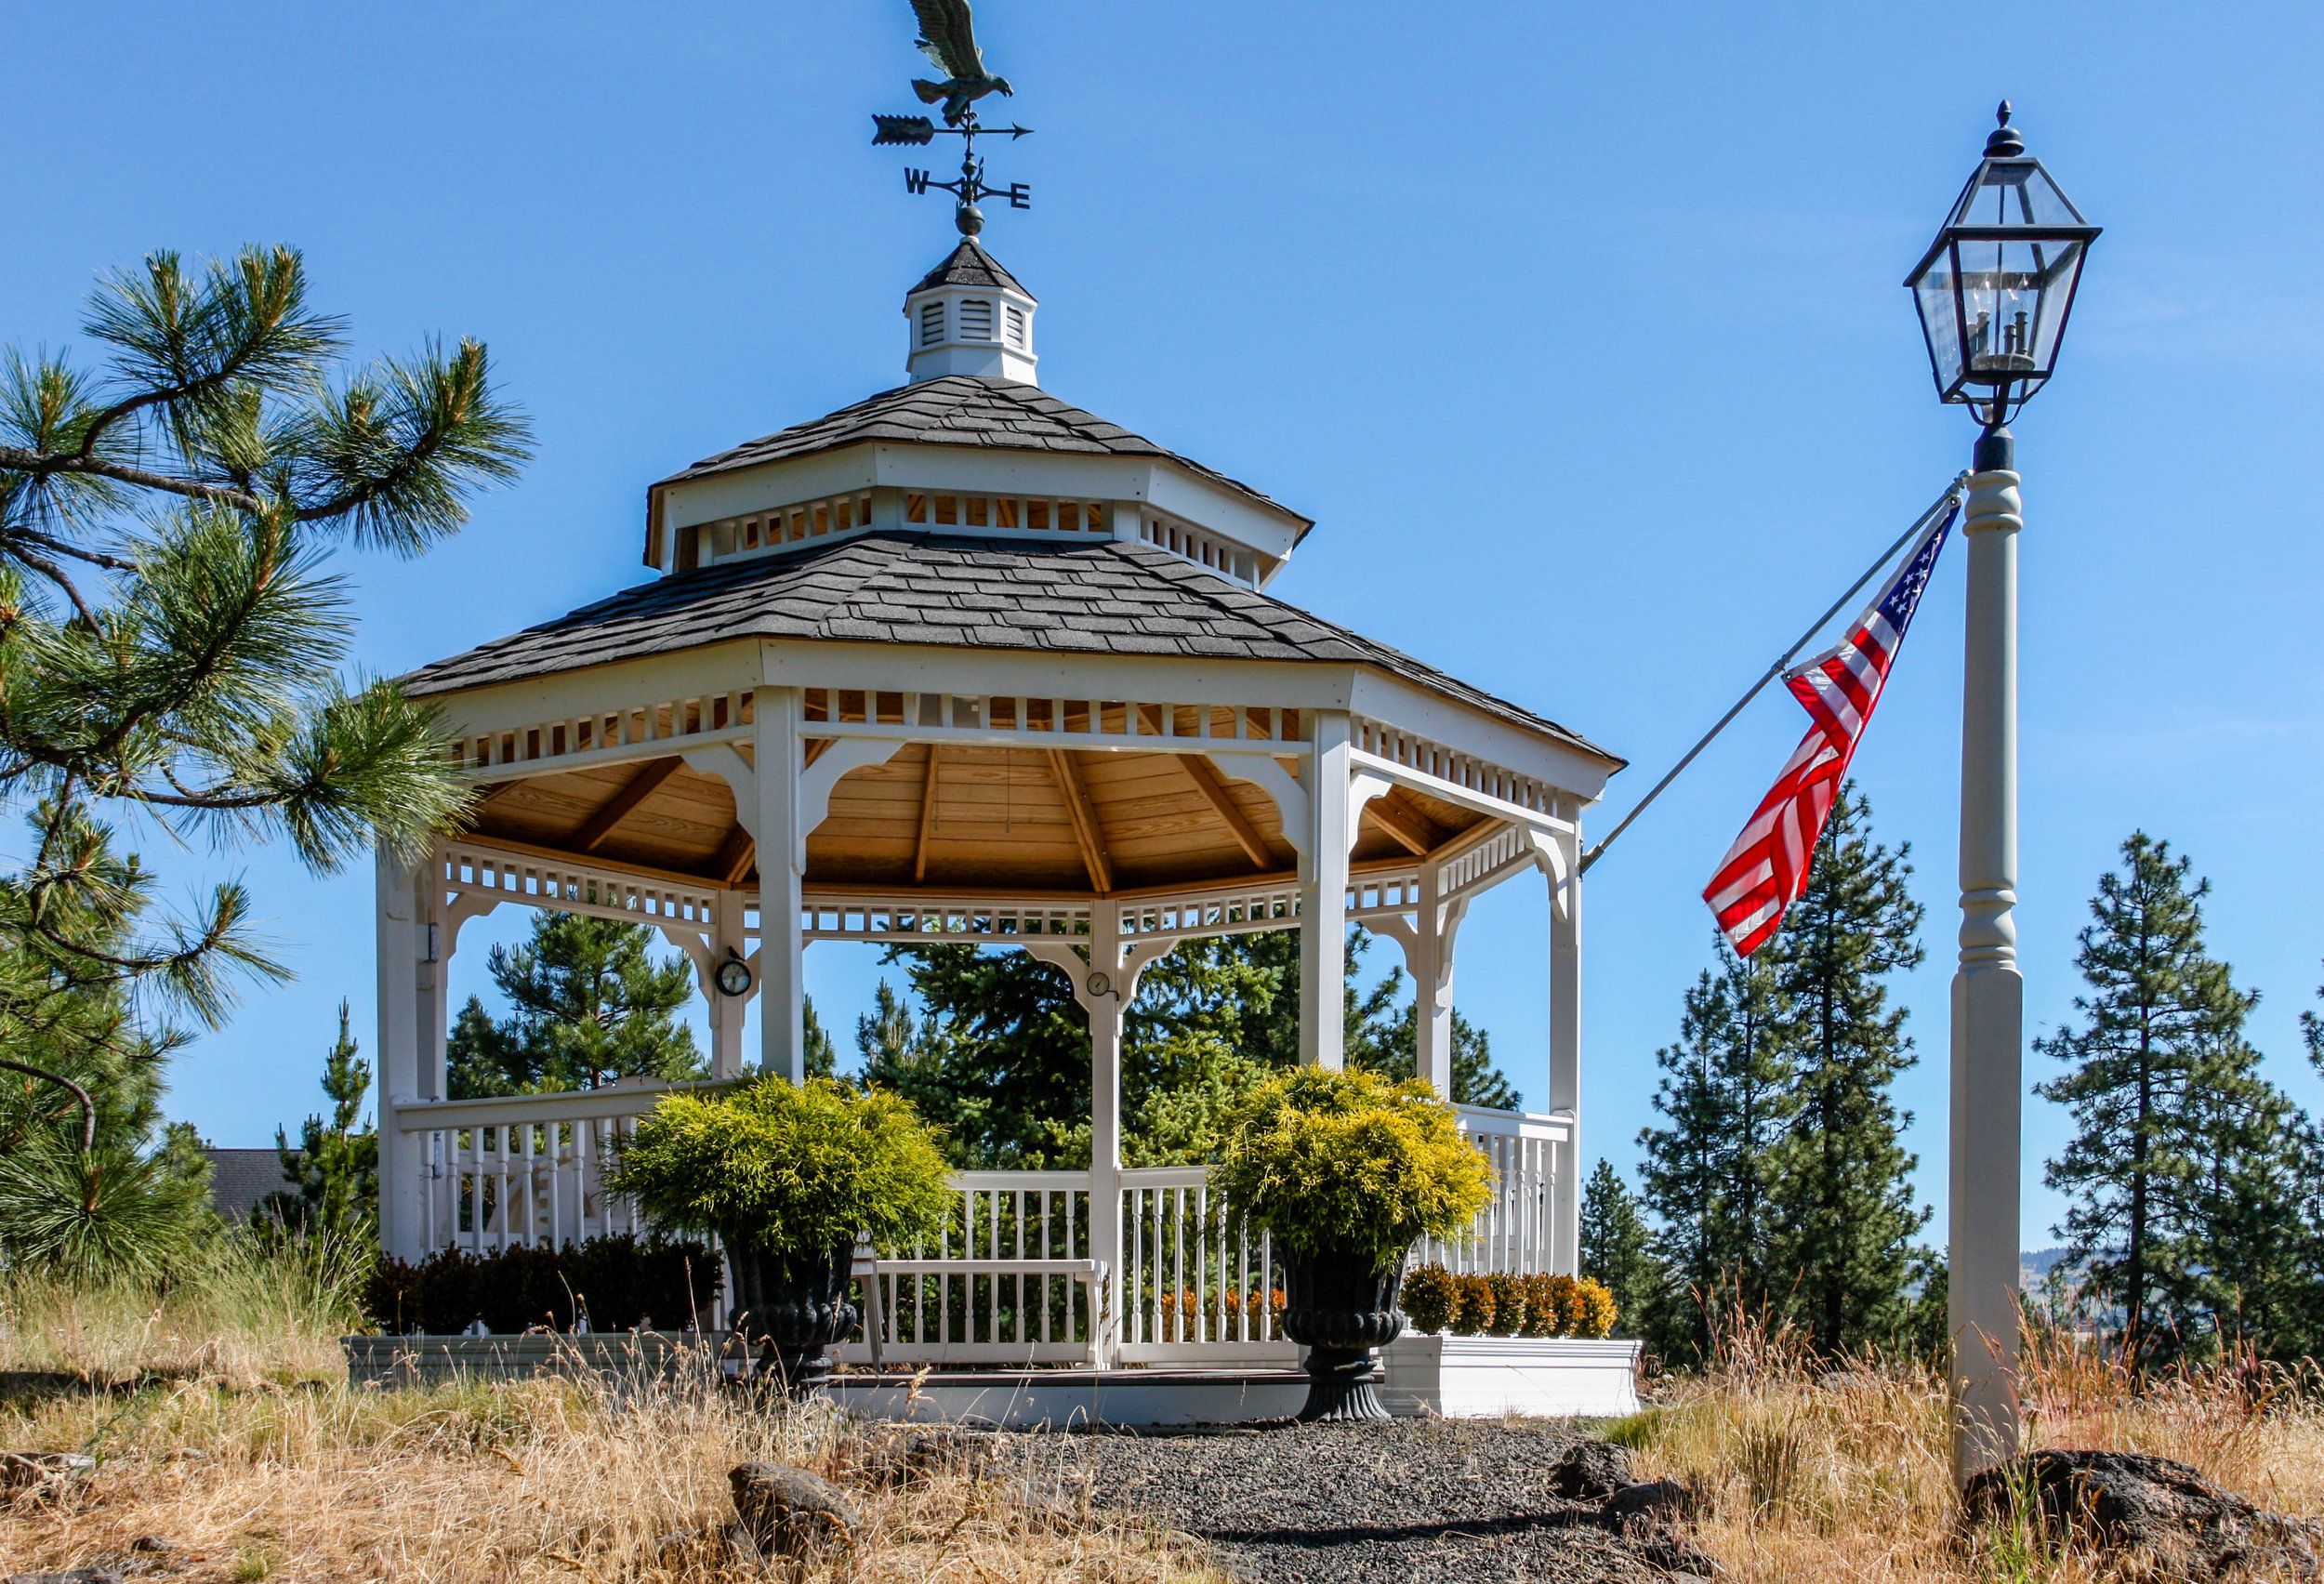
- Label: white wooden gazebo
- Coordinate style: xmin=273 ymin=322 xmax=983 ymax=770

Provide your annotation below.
xmin=372 ymin=240 xmax=1625 ymax=1400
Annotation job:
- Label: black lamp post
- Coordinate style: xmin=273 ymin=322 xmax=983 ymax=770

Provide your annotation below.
xmin=1906 ymin=103 xmax=2097 ymax=1485
xmin=1906 ymin=103 xmax=2101 ymax=468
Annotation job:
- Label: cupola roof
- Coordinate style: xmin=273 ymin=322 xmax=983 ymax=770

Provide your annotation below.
xmin=909 ymin=238 xmax=1030 ymax=297
xmin=654 ymin=375 xmax=1298 ymax=524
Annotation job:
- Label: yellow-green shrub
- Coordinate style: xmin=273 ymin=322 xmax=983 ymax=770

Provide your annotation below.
xmin=1213 ymin=1068 xmax=1492 ymax=1266
xmin=1573 ymin=1275 xmax=1618 ymax=1339
xmin=1451 ymin=1272 xmax=1496 ymax=1335
xmin=608 ymin=1076 xmax=950 ymax=1260
xmin=1486 ymin=1272 xmax=1527 ymax=1336
xmin=1403 ymin=1261 xmax=1457 ymax=1334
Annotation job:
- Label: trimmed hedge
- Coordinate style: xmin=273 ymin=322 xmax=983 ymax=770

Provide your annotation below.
xmin=363 ymin=1232 xmax=723 ymax=1335
xmin=1402 ymin=1261 xmax=1620 ymax=1340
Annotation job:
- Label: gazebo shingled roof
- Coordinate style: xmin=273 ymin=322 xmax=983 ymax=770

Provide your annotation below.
xmin=652 ymin=374 xmax=1302 ymax=526
xmin=400 ymin=530 xmax=1617 ymax=764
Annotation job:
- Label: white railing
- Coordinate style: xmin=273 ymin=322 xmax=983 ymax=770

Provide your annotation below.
xmin=1415 ymin=1105 xmax=1565 ymax=1276
xmin=838 ymin=1171 xmax=1101 ymax=1366
xmin=1117 ymin=1166 xmax=1291 ymax=1364
xmin=394 ymin=1080 xmax=726 ymax=1255
xmin=387 ymin=1089 xmax=1567 ymax=1361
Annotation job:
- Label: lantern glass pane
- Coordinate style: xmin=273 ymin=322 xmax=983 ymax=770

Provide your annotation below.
xmin=1955 ymin=234 xmax=2084 ymax=382
xmin=1912 ymin=251 xmax=1965 ymax=392
xmin=1947 ymin=158 xmax=2089 ymax=230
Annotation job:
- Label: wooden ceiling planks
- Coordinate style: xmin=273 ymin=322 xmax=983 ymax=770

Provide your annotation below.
xmin=1047 ymin=748 xmax=1114 ymax=893
xmin=469 ymin=741 xmax=1385 ymax=899
xmin=571 ymin=757 xmax=685 ymax=852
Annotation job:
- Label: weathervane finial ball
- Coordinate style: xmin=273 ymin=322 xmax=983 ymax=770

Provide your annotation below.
xmin=1997 ymin=99 xmax=2012 ymax=126
xmin=956 ymin=203 xmax=985 ymax=236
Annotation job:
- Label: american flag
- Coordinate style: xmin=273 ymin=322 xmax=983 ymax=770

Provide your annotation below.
xmin=1703 ymin=503 xmax=1961 ymax=956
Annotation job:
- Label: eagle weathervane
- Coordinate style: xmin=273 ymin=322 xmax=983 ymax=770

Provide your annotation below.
xmin=871 ymin=0 xmax=1032 ymax=238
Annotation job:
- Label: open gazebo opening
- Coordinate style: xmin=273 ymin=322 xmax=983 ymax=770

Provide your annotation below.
xmin=374 ymin=238 xmax=1622 ymax=1380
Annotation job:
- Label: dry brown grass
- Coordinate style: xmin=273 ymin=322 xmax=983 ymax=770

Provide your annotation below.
xmin=12 ymin=1240 xmax=2324 ymax=1584
xmin=2 ymin=1239 xmax=1219 ymax=1584
xmin=1610 ymin=1312 xmax=2324 ymax=1583
xmin=1 ymin=1372 xmax=1219 ymax=1584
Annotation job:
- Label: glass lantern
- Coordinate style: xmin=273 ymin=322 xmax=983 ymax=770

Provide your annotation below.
xmin=1906 ymin=108 xmax=2101 ymax=424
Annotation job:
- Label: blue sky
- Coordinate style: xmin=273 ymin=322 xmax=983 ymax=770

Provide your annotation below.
xmin=7 ymin=2 xmax=2320 ymax=1249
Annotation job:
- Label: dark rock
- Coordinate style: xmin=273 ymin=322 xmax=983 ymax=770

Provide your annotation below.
xmin=728 ymin=1462 xmax=863 ymax=1556
xmin=1548 ymin=1441 xmax=1637 ymax=1502
xmin=860 ymin=1427 xmax=1002 ymax=1488
xmin=1962 ymin=1448 xmax=2322 ymax=1575
xmin=1604 ymin=1478 xmax=1696 ymax=1529
xmin=1 ymin=1452 xmax=98 ymax=1490
xmin=7 ymin=1572 xmax=121 ymax=1584
xmin=1625 ymin=1528 xmax=1722 ymax=1577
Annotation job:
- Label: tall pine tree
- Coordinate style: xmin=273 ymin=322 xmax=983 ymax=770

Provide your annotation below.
xmin=1579 ymin=1158 xmax=1663 ymax=1337
xmin=267 ymin=1000 xmax=378 ymax=1236
xmin=1763 ymin=785 xmax=1930 ymax=1357
xmin=447 ymin=912 xmax=703 ymax=1096
xmin=2037 ymin=834 xmax=2297 ymax=1360
xmin=1637 ymin=936 xmax=1796 ymax=1358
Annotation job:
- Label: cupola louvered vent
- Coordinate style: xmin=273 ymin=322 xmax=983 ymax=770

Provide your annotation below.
xmin=958 ymin=299 xmax=995 ymax=340
xmin=1004 ymin=304 xmax=1027 ymax=348
xmin=919 ymin=301 xmax=945 ymax=348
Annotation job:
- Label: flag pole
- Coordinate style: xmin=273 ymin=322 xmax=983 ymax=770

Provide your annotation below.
xmin=1578 ymin=473 xmax=1969 ymax=875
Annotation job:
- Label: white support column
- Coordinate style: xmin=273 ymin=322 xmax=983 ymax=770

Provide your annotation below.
xmin=376 ymin=851 xmax=428 ymax=1261
xmin=1548 ymin=838 xmax=1582 ymax=1278
xmin=1026 ymin=919 xmax=1180 ymax=1368
xmin=755 ymin=688 xmax=807 ymax=1082
xmin=1299 ymin=713 xmax=1353 ymax=1069
xmin=1086 ymin=906 xmax=1126 ymax=1367
xmin=415 ymin=874 xmax=450 ymax=1107
xmin=711 ymin=891 xmax=754 ymax=1078
xmin=1950 ymin=462 xmax=2024 ymax=1483
xmin=1412 ymin=859 xmax=1461 ymax=1100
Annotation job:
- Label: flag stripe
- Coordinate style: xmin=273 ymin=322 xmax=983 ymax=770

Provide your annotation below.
xmin=1702 ymin=501 xmax=1959 ymax=955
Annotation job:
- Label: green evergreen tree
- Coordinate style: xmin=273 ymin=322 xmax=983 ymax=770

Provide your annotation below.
xmin=2037 ymin=834 xmax=2300 ymax=1361
xmin=0 ymin=246 xmax=523 ymax=1274
xmin=447 ymin=912 xmax=703 ymax=1096
xmin=857 ymin=926 xmax=1514 ymax=1168
xmin=800 ymin=995 xmax=837 ymax=1081
xmin=266 ymin=999 xmax=378 ymax=1236
xmin=1637 ymin=936 xmax=1796 ymax=1358
xmin=1579 ymin=1158 xmax=1663 ymax=1337
xmin=1763 ymin=785 xmax=1931 ymax=1357
xmin=0 ymin=807 xmax=216 ymax=1277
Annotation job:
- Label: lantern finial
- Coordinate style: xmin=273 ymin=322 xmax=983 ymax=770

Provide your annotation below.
xmin=1986 ymin=101 xmax=2024 ymax=157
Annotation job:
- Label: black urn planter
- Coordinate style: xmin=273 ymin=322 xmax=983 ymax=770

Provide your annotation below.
xmin=727 ymin=1240 xmax=857 ymax=1393
xmin=1279 ymin=1245 xmax=1407 ymax=1422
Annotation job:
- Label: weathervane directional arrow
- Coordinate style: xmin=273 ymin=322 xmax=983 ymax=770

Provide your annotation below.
xmin=872 ymin=0 xmax=1033 ymax=238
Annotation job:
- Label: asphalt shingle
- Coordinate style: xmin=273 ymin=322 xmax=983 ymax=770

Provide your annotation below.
xmin=400 ymin=532 xmax=1617 ymax=764
xmin=654 ymin=376 xmax=1306 ymax=528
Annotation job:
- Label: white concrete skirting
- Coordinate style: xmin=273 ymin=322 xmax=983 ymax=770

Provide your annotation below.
xmin=340 ymin=1334 xmax=1642 ymax=1423
xmin=1381 ymin=1334 xmax=1642 ymax=1419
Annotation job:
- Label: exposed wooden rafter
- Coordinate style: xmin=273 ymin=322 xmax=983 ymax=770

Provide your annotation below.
xmin=1361 ymin=787 xmax=1451 ymax=858
xmin=1175 ymin=754 xmax=1272 ymax=870
xmin=571 ymin=757 xmax=683 ymax=852
xmin=711 ymin=825 xmax=756 ymax=887
xmin=802 ymin=737 xmax=836 ymax=770
xmin=914 ymin=745 xmax=943 ymax=883
xmin=1048 ymin=748 xmax=1114 ymax=894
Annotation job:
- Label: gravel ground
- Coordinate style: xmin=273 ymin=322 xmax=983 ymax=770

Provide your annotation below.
xmin=1010 ymin=1419 xmax=1686 ymax=1584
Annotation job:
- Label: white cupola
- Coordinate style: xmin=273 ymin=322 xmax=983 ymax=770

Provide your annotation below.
xmin=904 ymin=239 xmax=1038 ymax=385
